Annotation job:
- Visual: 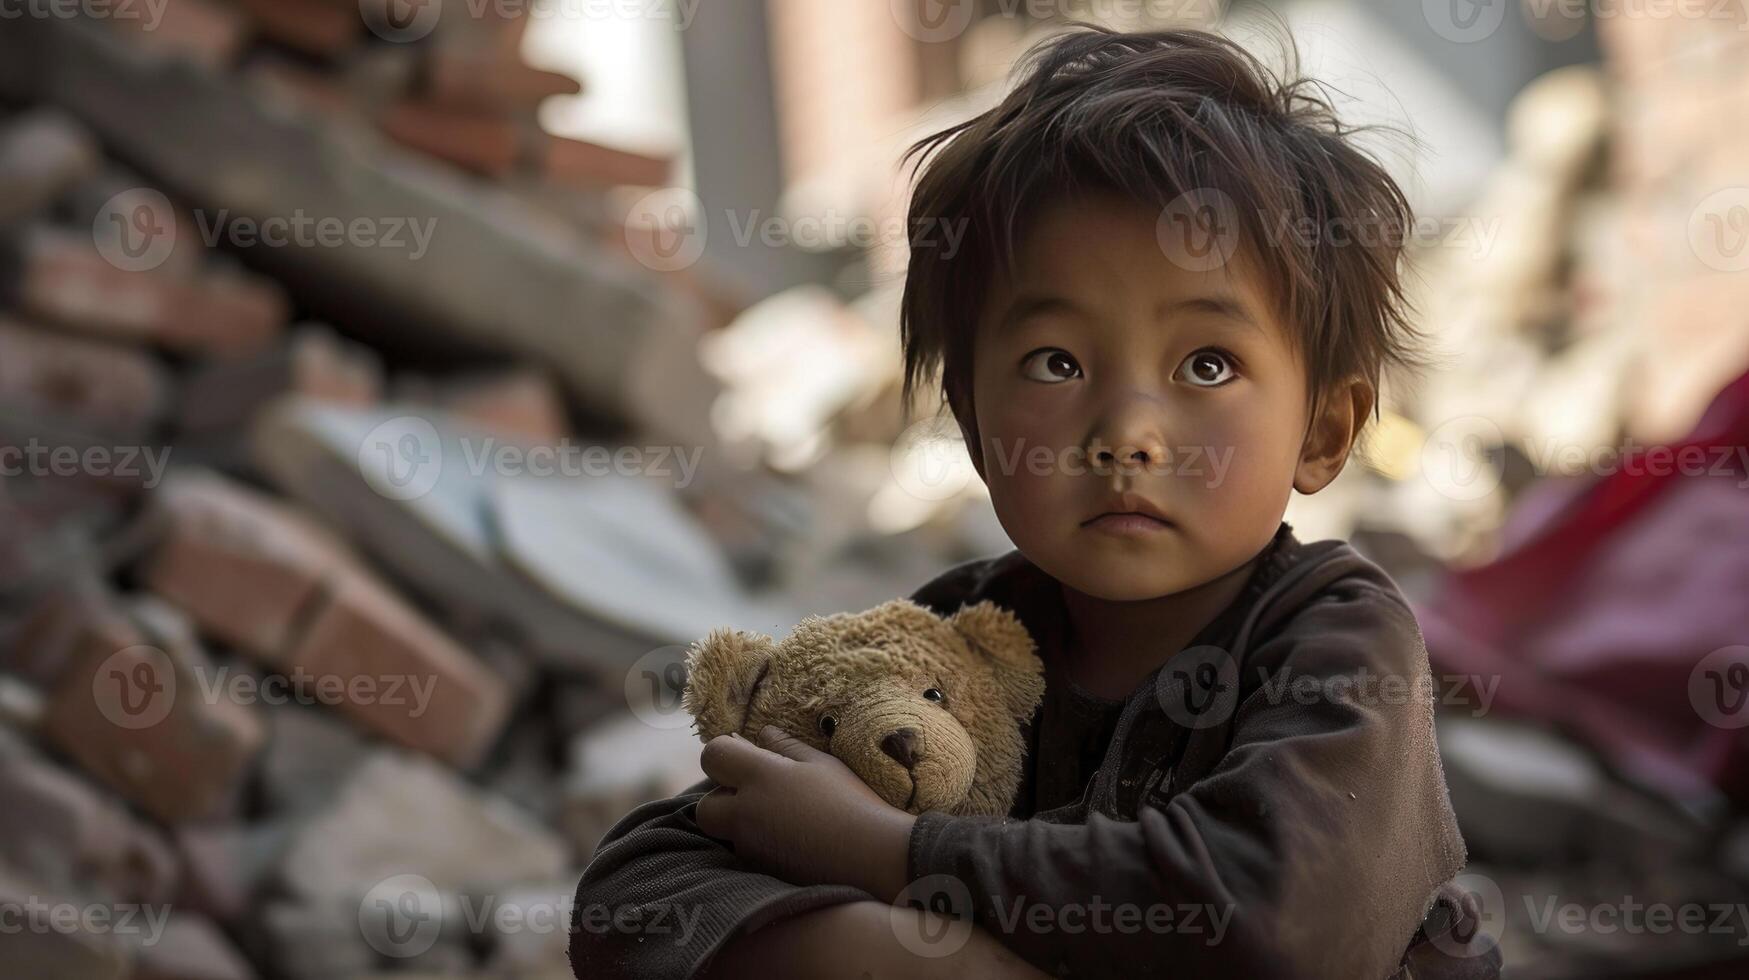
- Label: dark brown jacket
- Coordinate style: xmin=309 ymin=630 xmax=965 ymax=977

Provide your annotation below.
xmin=569 ymin=524 xmax=1502 ymax=979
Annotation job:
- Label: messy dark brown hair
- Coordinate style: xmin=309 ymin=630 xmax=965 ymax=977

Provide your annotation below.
xmin=899 ymin=24 xmax=1426 ymax=456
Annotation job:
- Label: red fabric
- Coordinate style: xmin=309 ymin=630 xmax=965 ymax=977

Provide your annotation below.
xmin=1417 ymin=367 xmax=1749 ymax=807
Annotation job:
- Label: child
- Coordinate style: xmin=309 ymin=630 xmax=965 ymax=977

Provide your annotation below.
xmin=571 ymin=25 xmax=1498 ymax=980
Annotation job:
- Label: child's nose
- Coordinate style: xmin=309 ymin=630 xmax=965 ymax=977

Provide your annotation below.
xmin=1087 ymin=392 xmax=1170 ymax=473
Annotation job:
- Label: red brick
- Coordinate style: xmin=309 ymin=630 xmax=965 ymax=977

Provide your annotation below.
xmin=379 ymin=101 xmax=521 ymax=177
xmin=141 ymin=470 xmax=511 ymax=767
xmin=537 ymin=133 xmax=674 ymax=190
xmin=140 ymin=471 xmax=349 ymax=665
xmin=287 ymin=576 xmax=511 ymax=769
xmin=423 ymin=49 xmax=583 ymax=113
xmin=0 ymin=317 xmax=172 ymax=437
xmin=234 ymin=0 xmax=360 ymax=58
xmin=107 ymin=0 xmax=250 ymax=70
xmin=38 ymin=591 xmax=266 ymax=824
xmin=16 ymin=227 xmax=285 ymax=359
xmin=0 ymin=109 xmax=101 ymax=224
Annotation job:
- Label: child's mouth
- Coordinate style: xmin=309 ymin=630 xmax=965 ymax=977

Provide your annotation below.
xmin=1082 ymin=512 xmax=1174 ymax=536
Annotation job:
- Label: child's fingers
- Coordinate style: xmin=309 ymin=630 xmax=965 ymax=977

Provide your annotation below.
xmin=694 ymin=784 xmax=737 ymax=841
xmin=698 ymin=732 xmax=765 ymax=788
xmin=754 ymin=724 xmax=826 ymax=763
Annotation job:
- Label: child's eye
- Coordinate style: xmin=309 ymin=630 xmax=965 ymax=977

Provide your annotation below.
xmin=1175 ymin=349 xmax=1238 ymax=387
xmin=1020 ymin=348 xmax=1082 ymax=383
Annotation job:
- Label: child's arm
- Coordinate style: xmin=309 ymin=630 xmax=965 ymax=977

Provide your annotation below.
xmin=699 ymin=900 xmax=1053 ymax=980
xmin=897 ymin=582 xmax=1468 ymax=980
xmin=567 ymin=778 xmax=876 ymax=980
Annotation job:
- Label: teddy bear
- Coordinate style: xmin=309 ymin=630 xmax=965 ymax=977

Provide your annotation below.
xmin=683 ymin=598 xmax=1046 ymax=817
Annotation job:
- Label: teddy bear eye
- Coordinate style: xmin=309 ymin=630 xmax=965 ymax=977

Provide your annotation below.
xmin=923 ymin=688 xmax=945 ymax=704
xmin=818 ymin=714 xmax=837 ymax=737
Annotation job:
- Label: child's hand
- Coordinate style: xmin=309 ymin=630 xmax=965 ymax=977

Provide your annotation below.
xmin=695 ymin=725 xmax=917 ymax=903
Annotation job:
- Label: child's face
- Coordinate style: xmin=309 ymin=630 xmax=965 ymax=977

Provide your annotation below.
xmin=968 ymin=191 xmax=1335 ymax=602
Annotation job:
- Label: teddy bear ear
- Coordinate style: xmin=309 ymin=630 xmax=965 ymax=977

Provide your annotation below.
xmin=682 ymin=628 xmax=777 ymax=742
xmin=949 ymin=601 xmax=1045 ymax=722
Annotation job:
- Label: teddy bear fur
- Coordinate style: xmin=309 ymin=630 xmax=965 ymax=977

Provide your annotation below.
xmin=683 ymin=599 xmax=1046 ymax=817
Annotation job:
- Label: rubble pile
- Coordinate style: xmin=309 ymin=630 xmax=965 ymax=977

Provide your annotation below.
xmin=0 ymin=5 xmax=992 ymax=979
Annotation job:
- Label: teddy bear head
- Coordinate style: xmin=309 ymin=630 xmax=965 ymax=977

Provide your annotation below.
xmin=683 ymin=599 xmax=1045 ymax=817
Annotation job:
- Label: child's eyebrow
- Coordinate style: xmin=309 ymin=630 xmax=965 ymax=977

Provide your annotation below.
xmin=1158 ymin=295 xmax=1258 ymax=330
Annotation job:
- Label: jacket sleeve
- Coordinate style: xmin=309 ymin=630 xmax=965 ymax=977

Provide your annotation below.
xmin=568 ymin=777 xmax=875 ymax=980
xmin=904 ymin=579 xmax=1469 ymax=980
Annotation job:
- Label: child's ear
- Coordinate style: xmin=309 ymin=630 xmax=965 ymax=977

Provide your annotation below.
xmin=682 ymin=629 xmax=777 ymax=740
xmin=950 ymin=602 xmax=1045 ymax=722
xmin=1294 ymin=377 xmax=1375 ymax=495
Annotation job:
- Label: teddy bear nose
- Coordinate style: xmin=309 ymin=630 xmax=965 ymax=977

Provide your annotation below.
xmin=880 ymin=728 xmax=922 ymax=769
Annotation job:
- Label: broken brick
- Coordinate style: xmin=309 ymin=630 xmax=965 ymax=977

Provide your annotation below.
xmin=141 ymin=471 xmax=349 ymax=666
xmin=38 ymin=591 xmax=265 ymax=824
xmin=423 ymin=49 xmax=582 ymax=113
xmin=15 ymin=227 xmax=285 ymax=359
xmin=0 ymin=316 xmax=172 ymax=438
xmin=142 ymin=470 xmax=510 ymax=767
xmin=537 ymin=133 xmax=674 ymax=191
xmin=379 ymin=102 xmax=521 ymax=178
